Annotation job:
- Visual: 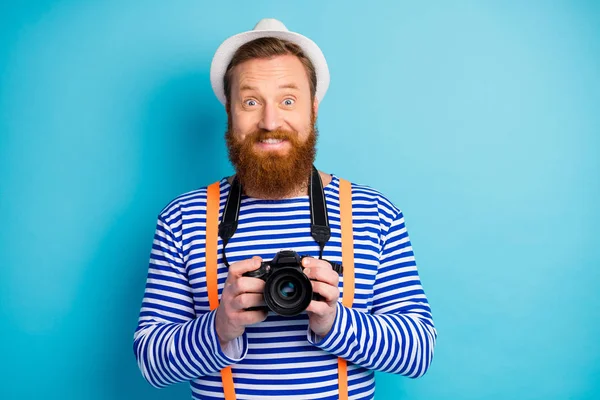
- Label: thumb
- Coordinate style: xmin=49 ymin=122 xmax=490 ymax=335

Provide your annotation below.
xmin=229 ymin=256 xmax=263 ymax=277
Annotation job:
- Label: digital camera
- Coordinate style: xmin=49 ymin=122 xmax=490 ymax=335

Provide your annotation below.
xmin=243 ymin=250 xmax=342 ymax=317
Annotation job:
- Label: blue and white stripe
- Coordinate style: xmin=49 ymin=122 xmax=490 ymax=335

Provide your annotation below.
xmin=133 ymin=174 xmax=436 ymax=399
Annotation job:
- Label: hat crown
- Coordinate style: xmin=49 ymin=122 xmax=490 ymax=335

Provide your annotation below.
xmin=253 ymin=18 xmax=288 ymax=32
xmin=211 ymin=18 xmax=329 ymax=106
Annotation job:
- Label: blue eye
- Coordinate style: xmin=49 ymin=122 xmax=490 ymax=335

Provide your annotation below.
xmin=245 ymin=99 xmax=258 ymax=107
xmin=283 ymin=98 xmax=295 ymax=106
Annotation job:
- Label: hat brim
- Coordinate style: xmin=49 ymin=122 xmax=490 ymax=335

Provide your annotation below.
xmin=210 ymin=29 xmax=330 ymax=105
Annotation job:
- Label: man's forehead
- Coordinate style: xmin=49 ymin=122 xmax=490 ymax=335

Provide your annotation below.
xmin=232 ymin=56 xmax=310 ymax=90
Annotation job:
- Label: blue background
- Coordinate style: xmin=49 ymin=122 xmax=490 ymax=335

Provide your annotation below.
xmin=1 ymin=1 xmax=599 ymax=399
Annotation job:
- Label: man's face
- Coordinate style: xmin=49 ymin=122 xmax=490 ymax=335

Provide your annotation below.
xmin=226 ymin=54 xmax=319 ymax=198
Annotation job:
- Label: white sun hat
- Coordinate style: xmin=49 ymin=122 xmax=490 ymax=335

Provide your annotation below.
xmin=210 ymin=18 xmax=330 ymax=106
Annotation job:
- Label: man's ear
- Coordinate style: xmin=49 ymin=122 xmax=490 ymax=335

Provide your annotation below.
xmin=313 ymin=98 xmax=319 ymax=118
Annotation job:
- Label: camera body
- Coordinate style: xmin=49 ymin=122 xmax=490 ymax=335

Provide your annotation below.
xmin=243 ymin=250 xmax=341 ymax=317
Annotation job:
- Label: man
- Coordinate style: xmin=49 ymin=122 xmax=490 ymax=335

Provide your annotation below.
xmin=134 ymin=18 xmax=436 ymax=399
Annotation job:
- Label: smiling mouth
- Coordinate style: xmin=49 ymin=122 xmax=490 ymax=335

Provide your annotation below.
xmin=260 ymin=138 xmax=285 ymax=144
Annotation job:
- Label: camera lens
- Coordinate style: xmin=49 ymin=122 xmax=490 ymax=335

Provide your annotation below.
xmin=264 ymin=267 xmax=312 ymax=317
xmin=278 ymin=281 xmax=297 ymax=299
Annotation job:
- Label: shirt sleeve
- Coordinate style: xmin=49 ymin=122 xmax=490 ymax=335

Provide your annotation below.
xmin=133 ymin=214 xmax=248 ymax=388
xmin=308 ymin=209 xmax=437 ymax=378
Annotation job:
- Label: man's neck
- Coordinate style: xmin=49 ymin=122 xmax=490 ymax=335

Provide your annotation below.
xmin=227 ymin=170 xmax=332 ymax=200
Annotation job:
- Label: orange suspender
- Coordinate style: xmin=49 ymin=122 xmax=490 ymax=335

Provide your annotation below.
xmin=337 ymin=178 xmax=355 ymax=399
xmin=206 ymin=182 xmax=220 ymax=311
xmin=206 ymin=182 xmax=236 ymax=400
xmin=205 ymin=179 xmax=354 ymax=400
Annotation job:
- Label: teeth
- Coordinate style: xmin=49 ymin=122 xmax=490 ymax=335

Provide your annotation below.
xmin=261 ymin=138 xmax=283 ymax=144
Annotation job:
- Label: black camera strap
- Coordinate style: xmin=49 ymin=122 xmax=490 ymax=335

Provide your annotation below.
xmin=218 ymin=174 xmax=242 ymax=268
xmin=308 ymin=165 xmax=331 ymax=259
xmin=218 ymin=165 xmax=331 ymax=267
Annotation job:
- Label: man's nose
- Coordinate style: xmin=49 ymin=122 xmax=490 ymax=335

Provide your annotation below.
xmin=257 ymin=102 xmax=283 ymax=131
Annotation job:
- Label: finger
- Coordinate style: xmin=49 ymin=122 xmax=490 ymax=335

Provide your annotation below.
xmin=305 ymin=300 xmax=332 ymax=315
xmin=231 ymin=293 xmax=266 ymax=311
xmin=302 ymin=257 xmax=337 ymax=272
xmin=228 ymin=256 xmax=263 ymax=278
xmin=225 ymin=276 xmax=265 ymax=298
xmin=311 ymin=281 xmax=339 ymax=304
xmin=303 ymin=260 xmax=340 ymax=286
xmin=238 ymin=309 xmax=269 ymax=326
xmin=236 ymin=276 xmax=266 ymax=294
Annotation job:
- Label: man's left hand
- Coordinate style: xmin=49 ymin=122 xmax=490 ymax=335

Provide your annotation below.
xmin=302 ymin=257 xmax=340 ymax=338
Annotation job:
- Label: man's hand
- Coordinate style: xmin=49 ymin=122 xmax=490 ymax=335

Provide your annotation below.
xmin=215 ymin=256 xmax=268 ymax=347
xmin=302 ymin=257 xmax=341 ymax=338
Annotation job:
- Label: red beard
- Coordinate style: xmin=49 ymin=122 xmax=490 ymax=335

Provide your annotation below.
xmin=225 ymin=114 xmax=318 ymax=199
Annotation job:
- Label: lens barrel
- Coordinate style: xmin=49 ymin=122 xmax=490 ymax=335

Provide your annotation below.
xmin=264 ymin=266 xmax=313 ymax=317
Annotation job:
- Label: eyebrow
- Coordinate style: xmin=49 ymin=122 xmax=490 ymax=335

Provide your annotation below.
xmin=239 ymin=83 xmax=300 ymax=91
xmin=278 ymin=83 xmax=300 ymax=90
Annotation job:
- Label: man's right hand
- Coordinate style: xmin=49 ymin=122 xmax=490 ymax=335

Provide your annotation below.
xmin=214 ymin=256 xmax=268 ymax=347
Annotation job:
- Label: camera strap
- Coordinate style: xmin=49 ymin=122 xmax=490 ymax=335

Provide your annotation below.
xmin=205 ymin=169 xmax=355 ymax=400
xmin=219 ymin=165 xmax=331 ymax=266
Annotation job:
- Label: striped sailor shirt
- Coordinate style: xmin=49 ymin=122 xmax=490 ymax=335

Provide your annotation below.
xmin=133 ymin=174 xmax=436 ymax=399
